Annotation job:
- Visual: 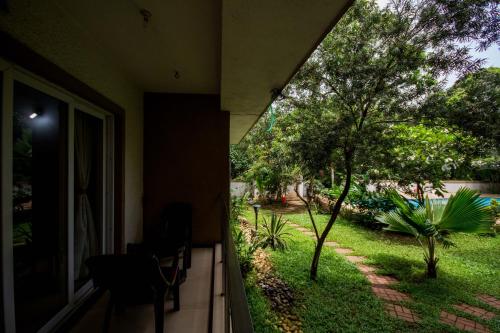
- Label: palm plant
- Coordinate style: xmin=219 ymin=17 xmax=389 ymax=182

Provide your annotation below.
xmin=259 ymin=212 xmax=290 ymax=251
xmin=376 ymin=188 xmax=494 ymax=278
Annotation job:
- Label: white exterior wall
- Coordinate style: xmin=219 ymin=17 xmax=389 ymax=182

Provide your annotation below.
xmin=0 ymin=1 xmax=144 ymax=244
xmin=367 ymin=181 xmax=500 ymax=196
xmin=442 ymin=181 xmax=500 ymax=194
xmin=230 ymin=181 xmax=250 ymax=197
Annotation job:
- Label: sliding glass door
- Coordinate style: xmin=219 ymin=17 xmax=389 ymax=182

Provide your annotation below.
xmin=73 ymin=110 xmax=104 ymax=291
xmin=12 ymin=81 xmax=69 ymax=333
xmin=1 ymin=61 xmax=113 ymax=333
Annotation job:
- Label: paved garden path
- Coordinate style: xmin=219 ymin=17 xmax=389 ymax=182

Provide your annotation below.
xmin=287 ymin=221 xmax=498 ymax=332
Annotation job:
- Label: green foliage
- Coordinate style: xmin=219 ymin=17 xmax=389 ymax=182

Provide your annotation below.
xmin=470 ymin=155 xmax=500 ymax=182
xmin=233 ymin=229 xmax=258 ymax=277
xmin=230 ymin=144 xmax=252 ymax=180
xmin=13 ymin=223 xmax=32 ymax=245
xmin=242 ymin=110 xmax=296 ymax=201
xmin=490 ymin=199 xmax=499 ymax=220
xmin=259 ymin=213 xmax=290 ymax=251
xmin=425 ymin=67 xmax=500 ymax=146
xmin=323 ymin=182 xmax=396 ymax=229
xmin=382 ymin=124 xmax=479 ymax=201
xmin=230 ymin=193 xmax=249 ymax=224
xmin=377 ymin=187 xmax=494 ymax=277
xmin=280 ymin=0 xmax=498 ymax=279
xmin=349 ymin=192 xmax=398 ymax=229
xmin=283 ymin=209 xmax=500 ymax=332
xmin=236 ymin=0 xmax=499 ymax=279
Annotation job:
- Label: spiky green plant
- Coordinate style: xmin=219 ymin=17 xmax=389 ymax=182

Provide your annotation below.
xmin=376 ymin=188 xmax=494 ymax=278
xmin=259 ymin=213 xmax=290 ymax=251
xmin=233 ymin=229 xmax=258 ymax=277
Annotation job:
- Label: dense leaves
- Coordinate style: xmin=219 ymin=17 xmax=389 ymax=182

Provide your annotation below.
xmin=232 ymin=0 xmax=499 ymax=280
xmin=424 ymin=67 xmax=500 ymax=146
xmin=377 ymin=188 xmax=494 ymax=277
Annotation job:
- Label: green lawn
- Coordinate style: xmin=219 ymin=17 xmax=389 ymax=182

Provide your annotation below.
xmin=241 ymin=207 xmax=500 ymax=332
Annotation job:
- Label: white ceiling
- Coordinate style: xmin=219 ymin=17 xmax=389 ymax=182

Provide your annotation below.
xmin=50 ymin=0 xmax=352 ymax=142
xmin=221 ymin=0 xmax=352 ymax=142
xmin=54 ymin=0 xmax=221 ymax=94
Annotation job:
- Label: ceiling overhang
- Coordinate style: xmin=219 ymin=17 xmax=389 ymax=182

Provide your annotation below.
xmin=1 ymin=0 xmax=353 ymax=143
xmin=222 ymin=0 xmax=353 ymax=143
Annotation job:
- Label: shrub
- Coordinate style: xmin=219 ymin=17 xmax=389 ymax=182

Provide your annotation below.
xmin=490 ymin=199 xmax=499 ymax=218
xmin=230 ymin=193 xmax=249 ymax=224
xmin=377 ymin=188 xmax=494 ymax=278
xmin=233 ymin=229 xmax=258 ymax=277
xmin=339 ymin=191 xmax=397 ymax=229
xmin=259 ymin=213 xmax=290 ymax=251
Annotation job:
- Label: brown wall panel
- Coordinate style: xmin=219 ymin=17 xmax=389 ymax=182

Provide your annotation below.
xmin=143 ymin=93 xmax=229 ymax=245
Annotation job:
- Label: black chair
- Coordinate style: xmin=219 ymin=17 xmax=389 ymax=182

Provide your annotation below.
xmin=157 ymin=203 xmax=192 ymax=281
xmin=86 ymin=253 xmax=179 ymax=333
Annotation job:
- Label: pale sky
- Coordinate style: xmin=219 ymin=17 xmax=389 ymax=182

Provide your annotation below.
xmin=375 ymin=0 xmax=499 ymax=85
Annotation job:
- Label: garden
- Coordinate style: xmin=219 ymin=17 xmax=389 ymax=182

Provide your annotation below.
xmin=229 ymin=0 xmax=500 ymax=332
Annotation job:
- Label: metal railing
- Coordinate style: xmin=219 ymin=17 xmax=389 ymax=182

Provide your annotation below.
xmin=221 ymin=197 xmax=254 ymax=333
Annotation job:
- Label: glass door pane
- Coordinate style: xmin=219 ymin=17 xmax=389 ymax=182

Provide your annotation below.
xmin=12 ymin=81 xmax=68 ymax=333
xmin=74 ymin=110 xmax=103 ymax=290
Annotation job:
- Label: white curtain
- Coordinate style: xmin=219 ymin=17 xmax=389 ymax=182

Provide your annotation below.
xmin=74 ymin=112 xmax=97 ymax=280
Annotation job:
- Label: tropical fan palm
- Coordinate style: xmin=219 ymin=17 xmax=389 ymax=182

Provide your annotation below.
xmin=376 ymin=188 xmax=493 ymax=278
xmin=259 ymin=212 xmax=290 ymax=251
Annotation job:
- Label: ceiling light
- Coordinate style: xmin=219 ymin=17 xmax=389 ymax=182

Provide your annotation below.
xmin=29 ymin=112 xmax=38 ymax=119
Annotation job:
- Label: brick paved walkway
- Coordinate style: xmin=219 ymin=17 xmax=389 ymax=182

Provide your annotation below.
xmin=366 ymin=273 xmax=398 ymax=286
xmin=477 ymin=295 xmax=500 ymax=310
xmin=334 ymin=248 xmax=353 ymax=254
xmin=287 ymin=221 xmax=498 ymax=329
xmin=372 ymin=286 xmax=410 ymax=302
xmin=345 ymin=255 xmax=366 ymax=263
xmin=454 ymin=304 xmax=496 ymax=320
xmin=287 ymin=222 xmax=419 ymax=323
xmin=440 ymin=311 xmax=490 ymax=333
xmin=385 ymin=304 xmax=420 ymax=323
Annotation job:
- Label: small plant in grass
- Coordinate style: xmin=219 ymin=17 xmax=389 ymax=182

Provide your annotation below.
xmin=490 ymin=199 xmax=499 ymax=219
xmin=230 ymin=193 xmax=249 ymax=224
xmin=259 ymin=213 xmax=290 ymax=251
xmin=377 ymin=188 xmax=494 ymax=278
xmin=233 ymin=229 xmax=258 ymax=277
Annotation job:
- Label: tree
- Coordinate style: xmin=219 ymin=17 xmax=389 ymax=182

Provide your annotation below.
xmin=424 ymin=67 xmax=500 ymax=146
xmin=242 ymin=110 xmax=295 ymax=201
xmin=230 ymin=144 xmax=251 ymax=180
xmin=283 ymin=0 xmax=499 ymax=280
xmin=377 ymin=188 xmax=494 ymax=278
xmin=383 ymin=124 xmax=479 ymax=204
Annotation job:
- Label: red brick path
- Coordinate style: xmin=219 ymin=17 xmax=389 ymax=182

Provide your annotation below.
xmin=454 ymin=303 xmax=496 ymax=320
xmin=366 ymin=273 xmax=398 ymax=286
xmin=440 ymin=311 xmax=490 ymax=333
xmin=334 ymin=248 xmax=353 ymax=254
xmin=345 ymin=255 xmax=366 ymax=263
xmin=477 ymin=295 xmax=500 ymax=310
xmin=287 ymin=222 xmax=497 ymax=329
xmin=385 ymin=303 xmax=420 ymax=323
xmin=372 ymin=286 xmax=410 ymax=302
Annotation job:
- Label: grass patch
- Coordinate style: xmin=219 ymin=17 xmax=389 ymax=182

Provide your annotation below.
xmin=241 ymin=209 xmax=417 ymax=332
xmin=244 ymin=271 xmax=280 ymax=333
xmin=282 ymin=209 xmax=500 ymax=332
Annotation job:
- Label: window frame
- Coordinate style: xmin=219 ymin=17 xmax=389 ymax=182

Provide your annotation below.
xmin=1 ymin=58 xmax=115 ymax=333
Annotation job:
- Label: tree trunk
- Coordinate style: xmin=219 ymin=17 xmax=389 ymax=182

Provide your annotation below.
xmin=330 ymin=166 xmax=335 ymax=187
xmin=310 ymin=151 xmax=353 ymax=280
xmin=427 ymin=261 xmax=437 ymax=278
xmin=416 ymin=182 xmax=424 ymax=205
xmin=426 ymin=236 xmax=438 ymax=278
xmin=294 ymin=183 xmax=320 ymax=240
